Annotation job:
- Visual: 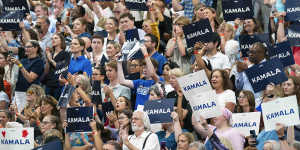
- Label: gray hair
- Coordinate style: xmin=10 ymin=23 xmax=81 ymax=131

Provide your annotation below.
xmin=189 ymin=141 xmax=205 ymax=150
xmin=264 ymin=140 xmax=280 ymax=150
xmin=133 ymin=110 xmax=151 ymax=131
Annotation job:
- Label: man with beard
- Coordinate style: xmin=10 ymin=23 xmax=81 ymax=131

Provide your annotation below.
xmin=235 ymin=42 xmax=267 ymax=107
xmin=144 ymin=33 xmax=167 ymax=76
xmin=120 ymin=110 xmax=160 ymax=150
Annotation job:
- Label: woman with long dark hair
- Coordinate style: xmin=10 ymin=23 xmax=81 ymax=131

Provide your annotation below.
xmin=11 ymin=40 xmax=44 ymax=112
xmin=43 ymin=33 xmax=70 ymax=99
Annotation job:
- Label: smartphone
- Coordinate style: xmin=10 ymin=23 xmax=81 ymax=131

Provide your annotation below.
xmin=249 ymin=130 xmax=257 ymax=146
xmin=250 ymin=130 xmax=256 ymax=138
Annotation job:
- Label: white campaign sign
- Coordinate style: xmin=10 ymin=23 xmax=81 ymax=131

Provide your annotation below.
xmin=231 ymin=112 xmax=261 ymax=136
xmin=189 ymin=90 xmax=222 ymax=119
xmin=262 ymin=95 xmax=300 ymax=131
xmin=177 ymin=70 xmax=212 ymax=101
xmin=0 ymin=128 xmax=34 ymax=150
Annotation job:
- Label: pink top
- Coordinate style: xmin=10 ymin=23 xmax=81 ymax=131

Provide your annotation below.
xmin=207 ymin=125 xmax=245 ymax=150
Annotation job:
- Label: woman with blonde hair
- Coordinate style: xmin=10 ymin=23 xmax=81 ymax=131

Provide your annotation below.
xmin=106 ymin=41 xmax=121 ymax=61
xmin=177 ymin=132 xmax=195 ymax=150
xmin=166 ymin=16 xmax=192 ymax=74
xmin=15 ymin=84 xmax=45 ymax=126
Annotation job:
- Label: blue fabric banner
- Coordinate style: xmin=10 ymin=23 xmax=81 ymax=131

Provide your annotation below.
xmin=125 ymin=0 xmax=148 ymax=11
xmin=269 ymin=41 xmax=295 ymax=67
xmin=144 ymin=98 xmax=175 ymax=124
xmin=245 ymin=58 xmax=288 ymax=93
xmin=0 ymin=0 xmax=29 ymax=31
xmin=183 ymin=19 xmax=213 ymax=48
xmin=239 ymin=33 xmax=270 ymax=57
xmin=32 ymin=140 xmax=63 ymax=150
xmin=66 ymin=107 xmax=94 ymax=133
xmin=287 ymin=23 xmax=300 ymax=46
xmin=285 ymin=0 xmax=300 ymax=21
xmin=222 ymin=0 xmax=254 ymax=21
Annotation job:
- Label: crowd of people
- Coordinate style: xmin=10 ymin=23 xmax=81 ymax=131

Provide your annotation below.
xmin=0 ymin=0 xmax=299 ymax=149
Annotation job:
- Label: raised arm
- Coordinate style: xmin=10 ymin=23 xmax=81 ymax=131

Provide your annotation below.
xmin=117 ymin=61 xmax=134 ymax=88
xmin=277 ymin=13 xmax=287 ymax=43
xmin=171 ymin=112 xmax=182 ymax=142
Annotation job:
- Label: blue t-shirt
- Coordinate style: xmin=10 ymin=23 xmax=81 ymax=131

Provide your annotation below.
xmin=68 ymin=55 xmax=92 ymax=77
xmin=151 ymin=51 xmax=167 ymax=76
xmin=133 ymin=77 xmax=164 ymax=109
xmin=156 ymin=129 xmax=187 ymax=150
xmin=15 ymin=57 xmax=44 ymax=92
xmin=133 ymin=79 xmax=155 ymax=109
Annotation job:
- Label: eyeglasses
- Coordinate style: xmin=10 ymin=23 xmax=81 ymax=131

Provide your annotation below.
xmin=71 ymin=42 xmax=79 ymax=45
xmin=266 ymin=94 xmax=274 ymax=98
xmin=130 ymin=64 xmax=139 ymax=67
xmin=92 ymin=73 xmax=101 ymax=76
xmin=25 ymin=45 xmax=34 ymax=49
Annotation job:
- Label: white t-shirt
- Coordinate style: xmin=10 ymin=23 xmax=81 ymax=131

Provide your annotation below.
xmin=123 ymin=131 xmax=161 ymax=150
xmin=216 ymin=89 xmax=236 ymax=111
xmin=202 ymin=52 xmax=231 ymax=70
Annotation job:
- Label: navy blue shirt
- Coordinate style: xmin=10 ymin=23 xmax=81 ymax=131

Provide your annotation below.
xmin=15 ymin=57 xmax=44 ymax=92
xmin=151 ymin=51 xmax=167 ymax=75
xmin=68 ymin=55 xmax=92 ymax=77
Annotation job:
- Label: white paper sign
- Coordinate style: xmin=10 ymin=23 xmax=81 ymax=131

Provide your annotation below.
xmin=262 ymin=95 xmax=300 ymax=131
xmin=177 ymin=70 xmax=212 ymax=101
xmin=189 ymin=90 xmax=222 ymax=119
xmin=0 ymin=128 xmax=34 ymax=150
xmin=231 ymin=112 xmax=261 ymax=136
xmin=13 ymin=91 xmax=27 ymax=113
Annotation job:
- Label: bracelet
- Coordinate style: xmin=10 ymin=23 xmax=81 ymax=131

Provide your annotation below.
xmin=18 ymin=63 xmax=23 ymax=68
xmin=219 ymin=33 xmax=225 ymax=37
xmin=144 ymin=54 xmax=149 ymax=58
xmin=92 ymin=130 xmax=98 ymax=135
xmin=278 ymin=136 xmax=286 ymax=140
xmin=194 ymin=50 xmax=199 ymax=55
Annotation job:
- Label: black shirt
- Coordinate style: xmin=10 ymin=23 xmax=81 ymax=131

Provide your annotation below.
xmin=43 ymin=51 xmax=71 ymax=87
xmin=167 ymin=91 xmax=193 ymax=132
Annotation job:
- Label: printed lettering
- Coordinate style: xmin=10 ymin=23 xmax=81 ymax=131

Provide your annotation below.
xmin=183 ymin=81 xmax=208 ymax=92
xmin=125 ymin=0 xmax=146 ymax=3
xmin=4 ymin=6 xmax=26 ymax=11
xmin=224 ymin=7 xmax=251 ymax=14
xmin=146 ymin=108 xmax=171 ymax=115
xmin=68 ymin=117 xmax=91 ymax=123
xmin=192 ymin=101 xmax=216 ymax=111
xmin=287 ymin=7 xmax=300 ymax=13
xmin=233 ymin=122 xmax=257 ymax=128
xmin=266 ymin=109 xmax=295 ymax=120
xmin=251 ymin=68 xmax=281 ymax=83
xmin=186 ymin=29 xmax=210 ymax=39
xmin=0 ymin=139 xmax=30 ymax=145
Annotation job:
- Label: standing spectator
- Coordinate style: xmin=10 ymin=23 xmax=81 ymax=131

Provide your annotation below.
xmin=43 ymin=33 xmax=70 ymax=99
xmin=144 ymin=33 xmax=167 ymax=75
xmin=166 ymin=16 xmax=192 ymax=74
xmin=68 ymin=38 xmax=92 ymax=77
xmin=235 ymin=90 xmax=256 ymax=113
xmin=11 ymin=40 xmax=44 ymax=112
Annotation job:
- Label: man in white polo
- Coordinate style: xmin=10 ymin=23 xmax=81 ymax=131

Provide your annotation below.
xmin=121 ymin=110 xmax=160 ymax=150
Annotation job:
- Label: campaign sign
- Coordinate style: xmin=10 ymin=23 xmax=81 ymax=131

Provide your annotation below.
xmin=269 ymin=41 xmax=295 ymax=67
xmin=0 ymin=0 xmax=29 ymax=31
xmin=189 ymin=90 xmax=222 ymax=119
xmin=239 ymin=34 xmax=270 ymax=57
xmin=120 ymin=41 xmax=144 ymax=61
xmin=91 ymin=80 xmax=102 ymax=105
xmin=183 ymin=19 xmax=213 ymax=48
xmin=231 ymin=112 xmax=261 ymax=136
xmin=285 ymin=0 xmax=300 ymax=21
xmin=222 ymin=0 xmax=253 ymax=21
xmin=125 ymin=0 xmax=148 ymax=11
xmin=125 ymin=28 xmax=140 ymax=42
xmin=32 ymin=139 xmax=63 ymax=150
xmin=144 ymin=98 xmax=175 ymax=124
xmin=0 ymin=128 xmax=34 ymax=150
xmin=102 ymin=101 xmax=114 ymax=121
xmin=261 ymin=95 xmax=300 ymax=131
xmin=287 ymin=24 xmax=300 ymax=46
xmin=177 ymin=70 xmax=212 ymax=101
xmin=55 ymin=62 xmax=69 ymax=79
xmin=66 ymin=107 xmax=94 ymax=133
xmin=244 ymin=58 xmax=288 ymax=93
xmin=57 ymin=84 xmax=76 ymax=108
